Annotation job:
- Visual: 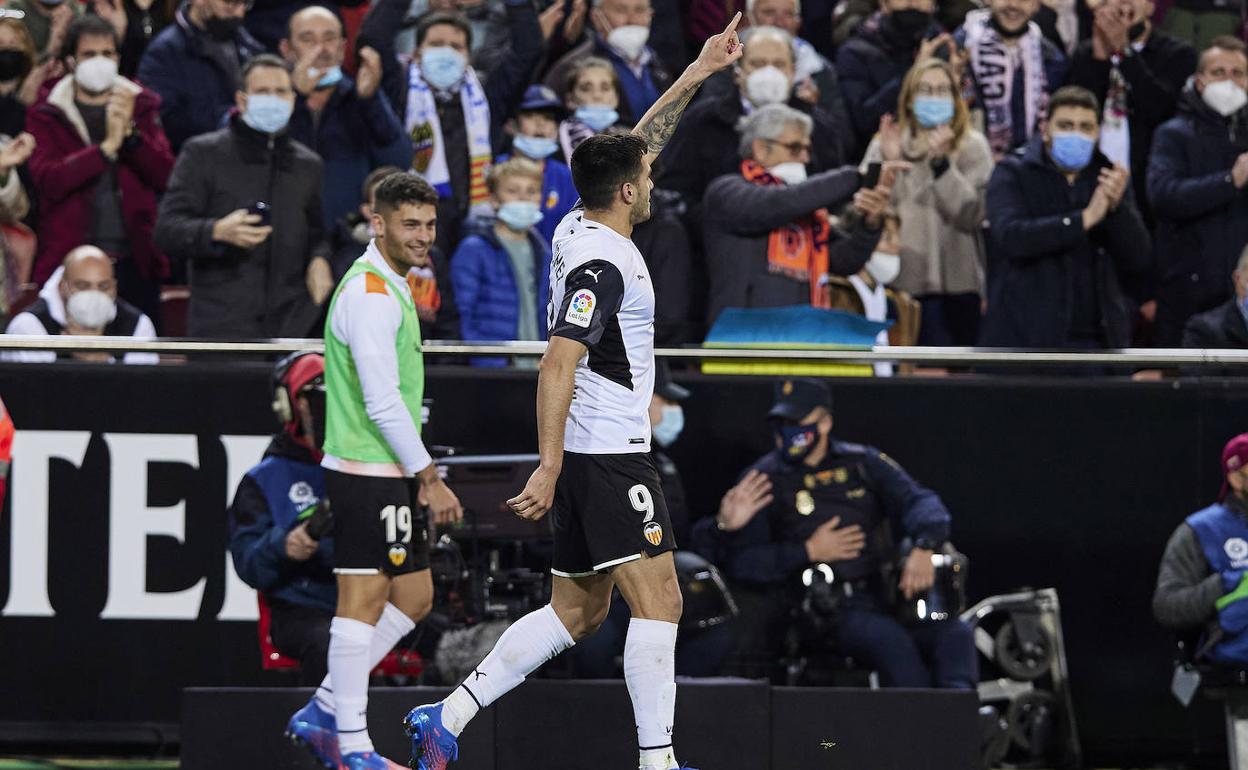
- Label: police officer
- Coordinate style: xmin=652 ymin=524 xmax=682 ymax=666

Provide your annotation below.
xmin=228 ymin=352 xmax=336 ymax=685
xmin=1154 ymin=433 xmax=1248 ymax=665
xmin=709 ymin=378 xmax=978 ymax=689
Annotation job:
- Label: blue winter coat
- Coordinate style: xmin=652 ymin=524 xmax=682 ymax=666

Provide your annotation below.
xmin=450 ymin=221 xmax=551 ymax=367
xmin=288 ymin=76 xmax=413 ymax=229
xmin=1147 ymin=87 xmax=1248 ymax=346
xmin=136 ymin=6 xmax=265 ymax=153
xmin=982 ymin=134 xmax=1151 ymax=348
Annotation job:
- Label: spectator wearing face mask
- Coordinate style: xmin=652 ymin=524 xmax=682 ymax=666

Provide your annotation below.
xmin=861 ymin=58 xmax=993 ymax=346
xmin=702 ymin=103 xmax=893 ymax=327
xmin=4 ymin=245 xmax=157 ymax=363
xmin=137 ymin=0 xmax=265 ymax=153
xmin=835 ymin=0 xmax=954 ymax=152
xmin=557 ymin=56 xmax=627 ymax=159
xmin=25 ymin=15 xmax=174 ymax=323
xmin=1066 ymin=0 xmax=1197 ymax=226
xmin=1147 ymin=37 xmax=1248 ymax=348
xmin=661 ymin=27 xmax=846 ymax=233
xmin=827 ymin=210 xmax=921 ymax=376
xmin=155 ymin=54 xmax=331 ymax=338
xmin=4 ymin=0 xmax=79 ymax=59
xmin=0 ymin=18 xmax=55 ymax=138
xmin=501 ymin=84 xmax=578 ymax=245
xmin=282 ymin=6 xmax=411 ymax=230
xmin=983 ymin=86 xmax=1151 ymax=350
xmin=954 ymin=0 xmax=1067 ymax=161
xmin=450 ymin=157 xmax=550 ymax=367
xmin=359 ymin=4 xmax=541 ymax=258
xmin=543 ymin=0 xmax=672 ymax=126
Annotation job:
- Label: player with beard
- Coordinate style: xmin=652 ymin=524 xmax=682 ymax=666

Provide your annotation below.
xmin=285 ymin=171 xmax=464 ymax=770
xmin=402 ymin=14 xmax=745 ymax=770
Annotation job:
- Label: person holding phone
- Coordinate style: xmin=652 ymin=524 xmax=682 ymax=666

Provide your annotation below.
xmin=156 ymin=54 xmax=333 ymax=338
xmin=702 ymin=103 xmax=900 ymax=327
xmin=860 ymin=58 xmax=993 ymax=346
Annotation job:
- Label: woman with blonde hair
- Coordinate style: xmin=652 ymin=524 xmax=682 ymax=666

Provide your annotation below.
xmin=861 ymin=56 xmax=994 ymax=346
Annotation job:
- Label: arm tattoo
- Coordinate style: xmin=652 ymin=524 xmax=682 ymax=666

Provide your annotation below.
xmin=634 ymin=79 xmax=701 ymax=157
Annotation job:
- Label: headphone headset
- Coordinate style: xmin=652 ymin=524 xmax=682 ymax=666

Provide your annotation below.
xmin=271 ymin=351 xmax=322 ymax=425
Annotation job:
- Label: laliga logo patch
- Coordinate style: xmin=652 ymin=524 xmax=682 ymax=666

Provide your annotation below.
xmin=388 ymin=544 xmax=408 ymax=567
xmin=565 ymin=289 xmax=596 ymax=328
xmin=289 ymin=481 xmax=317 ymax=507
xmin=1227 ymin=538 xmax=1248 ymax=562
xmin=643 ymin=522 xmax=664 ymax=546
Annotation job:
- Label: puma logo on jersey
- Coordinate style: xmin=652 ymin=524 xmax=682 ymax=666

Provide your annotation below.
xmin=583 ymin=268 xmax=603 ymax=283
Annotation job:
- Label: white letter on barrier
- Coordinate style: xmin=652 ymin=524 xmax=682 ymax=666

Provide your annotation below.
xmin=100 ymin=433 xmax=205 ymax=620
xmin=217 ymin=435 xmax=270 ymax=621
xmin=2 ymin=430 xmax=91 ymax=617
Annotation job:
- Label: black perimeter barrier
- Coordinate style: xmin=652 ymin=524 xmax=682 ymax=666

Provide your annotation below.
xmin=1 ymin=361 xmax=1246 ymax=765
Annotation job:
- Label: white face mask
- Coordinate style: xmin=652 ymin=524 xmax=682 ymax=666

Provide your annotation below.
xmin=745 ymin=65 xmax=791 ymax=106
xmin=75 ymin=56 xmax=118 ymax=94
xmin=66 ymin=289 xmax=117 ymax=329
xmin=1203 ymin=78 xmax=1248 ymax=117
xmin=768 ymin=161 xmax=807 ymax=185
xmin=865 ymin=251 xmax=901 ymax=285
xmin=606 ymin=25 xmax=649 ymax=61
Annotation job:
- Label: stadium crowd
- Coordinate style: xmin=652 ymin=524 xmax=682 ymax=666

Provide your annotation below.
xmin=1 ymin=0 xmax=1247 ymax=357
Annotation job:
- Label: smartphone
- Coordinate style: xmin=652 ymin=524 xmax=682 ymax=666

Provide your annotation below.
xmin=863 ymin=162 xmax=882 ymax=189
xmin=247 ymin=200 xmax=271 ymax=226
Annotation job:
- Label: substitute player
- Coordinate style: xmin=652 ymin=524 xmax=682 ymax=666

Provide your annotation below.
xmin=402 ymin=15 xmax=745 ymax=770
xmin=286 ymin=172 xmax=463 ymax=770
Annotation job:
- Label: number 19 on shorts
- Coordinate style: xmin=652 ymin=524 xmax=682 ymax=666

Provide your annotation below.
xmin=380 ymin=504 xmax=413 ymax=544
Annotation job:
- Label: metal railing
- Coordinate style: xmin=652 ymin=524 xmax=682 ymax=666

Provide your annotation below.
xmin=1 ymin=334 xmax=1248 ymax=368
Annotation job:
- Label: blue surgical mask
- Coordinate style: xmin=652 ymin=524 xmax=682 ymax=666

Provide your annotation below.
xmin=316 ymin=65 xmax=343 ymax=89
xmin=513 ymin=134 xmax=558 ymax=160
xmin=776 ymin=422 xmax=819 ymax=465
xmin=1049 ymin=131 xmax=1095 ymax=172
xmin=421 ymin=46 xmax=467 ymax=91
xmin=652 ymin=404 xmax=684 ymax=447
xmin=576 ymin=104 xmax=619 ymax=132
xmin=242 ymin=93 xmax=294 ymax=134
xmin=913 ymin=95 xmax=954 ymax=128
xmin=497 ymin=200 xmax=543 ymax=231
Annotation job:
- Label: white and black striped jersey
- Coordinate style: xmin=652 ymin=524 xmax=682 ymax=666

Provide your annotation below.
xmin=547 ymin=209 xmax=656 ymax=455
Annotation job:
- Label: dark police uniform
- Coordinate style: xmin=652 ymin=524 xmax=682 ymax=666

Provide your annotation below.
xmin=707 ymin=380 xmax=978 ymax=689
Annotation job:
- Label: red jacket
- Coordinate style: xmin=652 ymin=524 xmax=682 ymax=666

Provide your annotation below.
xmin=25 ymin=75 xmax=174 ymax=284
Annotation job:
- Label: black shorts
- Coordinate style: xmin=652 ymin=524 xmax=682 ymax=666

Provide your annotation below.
xmin=326 ymin=469 xmax=430 ymax=576
xmin=550 ymin=451 xmax=676 ymax=577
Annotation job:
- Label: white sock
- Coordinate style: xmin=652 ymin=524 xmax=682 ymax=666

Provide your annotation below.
xmin=329 ymin=617 xmax=376 ymax=755
xmin=441 ymin=604 xmax=575 ymax=737
xmin=315 ymin=604 xmax=415 ymax=715
xmin=625 ymin=618 xmax=679 ymax=770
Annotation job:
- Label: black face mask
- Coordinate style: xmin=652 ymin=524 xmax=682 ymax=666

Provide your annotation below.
xmin=204 ymin=15 xmax=243 ymax=41
xmin=775 ymin=421 xmax=820 ymax=465
xmin=989 ymin=13 xmax=1028 ymax=39
xmin=0 ymin=49 xmax=30 ymax=81
xmin=1128 ymin=20 xmax=1147 ymax=40
xmin=885 ymin=9 xmax=933 ymax=44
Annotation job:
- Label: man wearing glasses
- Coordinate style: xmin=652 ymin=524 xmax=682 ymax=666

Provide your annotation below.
xmin=701 ymin=102 xmax=894 ymax=328
xmin=138 ymin=0 xmax=264 ymax=152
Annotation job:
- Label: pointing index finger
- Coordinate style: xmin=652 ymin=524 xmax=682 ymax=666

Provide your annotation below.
xmin=723 ymin=11 xmax=742 ymax=38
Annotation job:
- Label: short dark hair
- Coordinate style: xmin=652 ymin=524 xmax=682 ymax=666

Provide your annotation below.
xmin=242 ymin=53 xmax=291 ymax=87
xmin=62 ymin=15 xmax=118 ymax=60
xmin=373 ymin=172 xmax=439 ymax=214
xmin=1047 ymin=85 xmax=1100 ymax=121
xmin=362 ymin=165 xmax=404 ymax=203
xmin=570 ymin=134 xmax=647 ymax=210
xmin=415 ymin=11 xmax=472 ymax=50
xmin=1202 ymin=35 xmax=1248 ymax=71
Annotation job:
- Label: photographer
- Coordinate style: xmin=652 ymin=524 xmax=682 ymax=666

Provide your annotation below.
xmin=711 ymin=378 xmax=977 ymax=689
xmin=228 ymin=351 xmax=335 ymax=685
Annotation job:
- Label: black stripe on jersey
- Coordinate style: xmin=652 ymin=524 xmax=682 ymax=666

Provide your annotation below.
xmin=550 ymin=259 xmax=633 ymax=390
xmin=589 ymin=311 xmax=633 ymax=390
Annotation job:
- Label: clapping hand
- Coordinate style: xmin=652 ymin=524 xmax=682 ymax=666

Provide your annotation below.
xmin=878 ymin=114 xmax=902 ymax=162
xmin=715 ymin=470 xmax=774 ymax=532
xmin=0 ymin=132 xmax=35 ymax=174
xmin=356 ymin=47 xmax=383 ymax=100
xmin=1097 ymin=163 xmax=1130 ymax=210
xmin=927 ymin=123 xmax=955 ymax=160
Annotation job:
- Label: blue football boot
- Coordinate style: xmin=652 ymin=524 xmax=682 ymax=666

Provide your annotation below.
xmin=342 ymin=751 xmax=407 ymax=770
xmin=403 ymin=702 xmax=459 ymax=770
xmin=284 ymin=698 xmax=339 ymax=770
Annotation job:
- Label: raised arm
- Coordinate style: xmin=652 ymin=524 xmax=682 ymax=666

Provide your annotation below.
xmin=632 ymin=12 xmax=744 ymax=164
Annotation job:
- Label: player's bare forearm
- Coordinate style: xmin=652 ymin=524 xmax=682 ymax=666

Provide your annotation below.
xmin=631 ymin=66 xmax=709 ymax=161
xmin=535 ymin=337 xmax=582 ymax=472
xmin=632 ymin=12 xmax=743 ymax=162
